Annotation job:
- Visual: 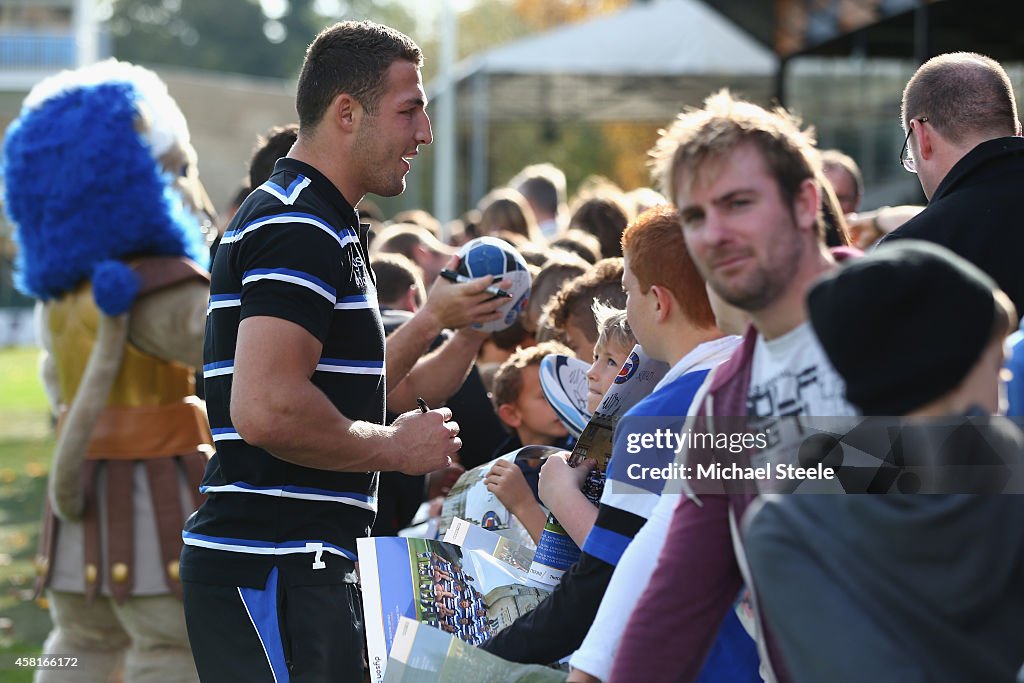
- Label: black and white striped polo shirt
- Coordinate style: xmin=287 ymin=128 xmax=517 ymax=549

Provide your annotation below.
xmin=182 ymin=158 xmax=385 ymax=587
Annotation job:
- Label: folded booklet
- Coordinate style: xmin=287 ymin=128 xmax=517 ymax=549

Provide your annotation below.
xmin=359 ymin=530 xmax=552 ymax=683
xmin=443 ymin=517 xmax=536 ymax=574
xmin=439 ymin=444 xmax=565 ymax=549
xmin=383 ymin=617 xmax=567 ymax=683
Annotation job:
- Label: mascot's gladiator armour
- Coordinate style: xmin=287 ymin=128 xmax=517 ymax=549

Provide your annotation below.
xmin=3 ymin=60 xmax=215 ymax=682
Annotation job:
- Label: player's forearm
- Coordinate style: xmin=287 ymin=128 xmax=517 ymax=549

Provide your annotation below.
xmin=387 ymin=328 xmax=484 ymax=411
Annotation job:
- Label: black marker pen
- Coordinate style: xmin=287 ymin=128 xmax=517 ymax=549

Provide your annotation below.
xmin=439 ymin=269 xmax=512 ymax=299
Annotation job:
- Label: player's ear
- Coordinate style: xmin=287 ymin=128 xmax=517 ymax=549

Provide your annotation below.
xmin=333 ymin=93 xmax=359 ymax=132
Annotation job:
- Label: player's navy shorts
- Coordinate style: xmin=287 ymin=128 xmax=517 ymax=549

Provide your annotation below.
xmin=183 ymin=566 xmax=364 ymax=682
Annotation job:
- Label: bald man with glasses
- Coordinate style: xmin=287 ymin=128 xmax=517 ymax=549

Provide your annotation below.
xmin=882 ymin=51 xmax=1024 ymax=315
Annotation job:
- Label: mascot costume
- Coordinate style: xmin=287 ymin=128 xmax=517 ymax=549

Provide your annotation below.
xmin=3 ymin=60 xmax=214 ymax=682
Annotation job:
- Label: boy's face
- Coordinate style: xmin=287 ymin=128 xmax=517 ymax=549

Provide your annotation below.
xmin=509 ymin=365 xmax=569 ymax=444
xmin=587 ymin=339 xmax=632 ymax=414
xmin=563 ymin=314 xmax=595 ymax=361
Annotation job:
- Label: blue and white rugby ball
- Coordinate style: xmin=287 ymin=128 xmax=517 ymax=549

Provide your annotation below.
xmin=455 ymin=236 xmax=531 ymax=333
xmin=539 ymin=353 xmax=591 ymax=439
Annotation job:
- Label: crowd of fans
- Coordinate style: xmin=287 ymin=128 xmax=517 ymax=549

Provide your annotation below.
xmin=186 ymin=45 xmax=1024 ymax=682
xmin=15 ymin=22 xmax=1021 ymax=678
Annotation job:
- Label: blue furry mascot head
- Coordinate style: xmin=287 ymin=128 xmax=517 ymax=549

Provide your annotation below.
xmin=3 ymin=60 xmax=212 ymax=315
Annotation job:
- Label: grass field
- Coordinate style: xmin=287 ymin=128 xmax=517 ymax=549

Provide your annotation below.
xmin=0 ymin=346 xmax=54 ymax=682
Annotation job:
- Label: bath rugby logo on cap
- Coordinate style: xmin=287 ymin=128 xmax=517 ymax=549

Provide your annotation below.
xmin=614 ymin=350 xmax=640 ymax=385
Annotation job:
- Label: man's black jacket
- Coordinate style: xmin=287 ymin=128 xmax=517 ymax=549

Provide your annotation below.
xmin=882 ymin=136 xmax=1024 ymax=315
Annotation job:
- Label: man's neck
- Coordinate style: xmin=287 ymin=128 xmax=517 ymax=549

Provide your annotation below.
xmin=662 ymin=324 xmax=725 ymax=368
xmin=926 ymin=133 xmax=1006 ymax=201
xmin=925 ymin=146 xmax=964 ymax=201
xmin=289 ymin=136 xmax=363 ymax=207
xmin=751 ymin=244 xmax=836 ymax=341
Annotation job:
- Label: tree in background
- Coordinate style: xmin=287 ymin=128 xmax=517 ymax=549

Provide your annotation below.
xmin=512 ymin=0 xmax=630 ymax=31
xmin=105 ymin=0 xmax=415 ymax=80
xmin=417 ymin=0 xmax=630 ymax=82
xmin=104 ymin=0 xmax=660 ymax=215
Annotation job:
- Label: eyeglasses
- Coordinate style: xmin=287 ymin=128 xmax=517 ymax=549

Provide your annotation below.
xmin=900 ymin=117 xmax=928 ymax=173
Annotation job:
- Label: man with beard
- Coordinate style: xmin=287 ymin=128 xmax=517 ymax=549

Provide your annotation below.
xmin=607 ymin=91 xmax=858 ymax=683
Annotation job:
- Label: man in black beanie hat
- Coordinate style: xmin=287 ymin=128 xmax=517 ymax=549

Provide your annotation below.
xmin=744 ymin=240 xmax=1024 ymax=682
xmin=808 ymin=239 xmax=1012 ymax=416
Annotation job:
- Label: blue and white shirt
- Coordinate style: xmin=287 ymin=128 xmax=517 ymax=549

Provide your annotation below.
xmin=582 ymin=336 xmax=741 ymax=566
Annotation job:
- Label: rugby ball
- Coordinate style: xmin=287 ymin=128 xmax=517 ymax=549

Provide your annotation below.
xmin=455 ymin=236 xmax=531 ymax=333
xmin=539 ymin=354 xmax=591 ymax=439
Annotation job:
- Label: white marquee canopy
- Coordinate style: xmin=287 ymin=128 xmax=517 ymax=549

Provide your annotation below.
xmin=432 ymin=0 xmax=778 ymax=213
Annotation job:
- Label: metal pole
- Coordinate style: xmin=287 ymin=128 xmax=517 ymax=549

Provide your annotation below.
xmin=432 ymin=0 xmax=458 ymax=240
xmin=74 ymin=0 xmax=98 ymax=66
xmin=469 ymin=70 xmax=489 ymax=209
xmin=774 ymin=55 xmax=788 ymax=108
xmin=913 ymin=0 xmax=930 ymax=64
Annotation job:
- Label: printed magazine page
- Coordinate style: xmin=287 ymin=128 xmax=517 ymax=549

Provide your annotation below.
xmin=443 ymin=517 xmax=536 ymax=574
xmin=383 ymin=617 xmax=567 ymax=683
xmin=530 ymin=345 xmax=668 ymax=584
xmin=439 ymin=445 xmax=565 ymax=547
xmin=358 ymin=536 xmax=552 ymax=683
